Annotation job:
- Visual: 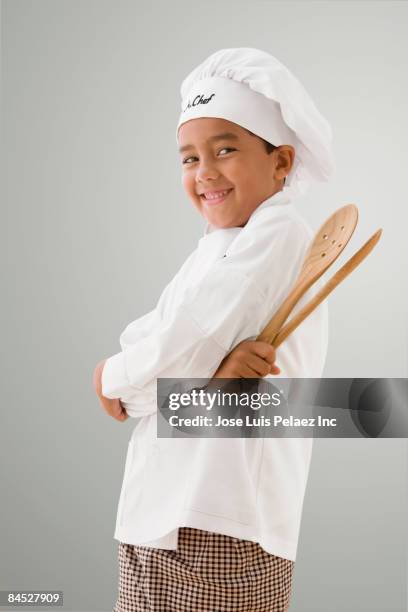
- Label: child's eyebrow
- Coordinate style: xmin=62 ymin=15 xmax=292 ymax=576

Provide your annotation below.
xmin=178 ymin=132 xmax=239 ymax=154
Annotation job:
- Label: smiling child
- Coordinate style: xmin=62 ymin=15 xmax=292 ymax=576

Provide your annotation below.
xmin=95 ymin=47 xmax=334 ymax=612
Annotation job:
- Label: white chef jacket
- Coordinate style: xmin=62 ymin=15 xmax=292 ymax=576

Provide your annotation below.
xmin=101 ymin=188 xmax=328 ymax=562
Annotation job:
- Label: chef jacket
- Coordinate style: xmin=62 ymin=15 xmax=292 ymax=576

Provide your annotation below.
xmin=101 ymin=188 xmax=328 ymax=562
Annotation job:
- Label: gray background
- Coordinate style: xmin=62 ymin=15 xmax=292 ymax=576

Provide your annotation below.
xmin=1 ymin=1 xmax=407 ymax=611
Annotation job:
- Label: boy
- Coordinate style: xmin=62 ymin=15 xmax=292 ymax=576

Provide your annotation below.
xmin=94 ymin=48 xmax=334 ymax=611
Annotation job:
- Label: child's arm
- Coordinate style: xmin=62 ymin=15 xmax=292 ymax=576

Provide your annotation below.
xmin=94 ymin=340 xmax=279 ymax=420
xmin=93 ymin=359 xmax=128 ymax=421
xmin=100 ymin=212 xmax=312 ymax=410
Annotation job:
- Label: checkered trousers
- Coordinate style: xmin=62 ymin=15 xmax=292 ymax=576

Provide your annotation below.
xmin=113 ymin=526 xmax=295 ymax=612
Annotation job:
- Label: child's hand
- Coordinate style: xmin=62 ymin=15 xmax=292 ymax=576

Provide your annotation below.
xmin=93 ymin=360 xmax=129 ymax=422
xmin=213 ymin=340 xmax=280 ymax=378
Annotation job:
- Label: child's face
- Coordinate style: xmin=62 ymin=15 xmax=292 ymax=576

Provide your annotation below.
xmin=178 ymin=117 xmax=294 ymax=228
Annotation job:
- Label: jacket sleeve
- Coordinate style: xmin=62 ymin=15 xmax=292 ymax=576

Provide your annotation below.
xmin=101 ymin=214 xmax=312 ymax=404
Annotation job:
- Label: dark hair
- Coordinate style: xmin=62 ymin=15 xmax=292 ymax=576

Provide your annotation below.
xmin=263 ymin=140 xmax=278 ymax=154
xmin=244 ymin=128 xmax=286 ymax=183
xmin=243 ymin=127 xmax=277 ymax=154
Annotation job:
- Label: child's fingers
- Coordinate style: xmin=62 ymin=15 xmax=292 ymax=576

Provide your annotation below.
xmin=118 ymin=400 xmax=129 ymax=420
xmin=239 ymin=364 xmax=266 ymax=378
xmin=250 ymin=341 xmax=277 ymax=366
xmin=99 ymin=397 xmax=128 ymax=422
xmin=245 ymin=353 xmax=275 ymax=377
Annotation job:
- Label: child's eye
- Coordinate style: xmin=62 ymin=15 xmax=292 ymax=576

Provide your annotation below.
xmin=182 ymin=148 xmax=236 ymax=165
xmin=182 ymin=156 xmax=198 ymax=165
xmin=218 ymin=147 xmax=235 ymax=155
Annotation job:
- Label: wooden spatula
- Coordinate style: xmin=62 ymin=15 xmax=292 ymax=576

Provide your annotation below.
xmin=272 ymin=228 xmax=382 ymax=348
xmin=257 ymin=204 xmax=359 ymax=345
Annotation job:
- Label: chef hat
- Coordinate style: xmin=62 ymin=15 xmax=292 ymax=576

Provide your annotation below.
xmin=176 ymin=48 xmax=335 ymax=199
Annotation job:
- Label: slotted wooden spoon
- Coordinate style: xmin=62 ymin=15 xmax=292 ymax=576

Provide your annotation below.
xmin=257 ymin=204 xmax=359 ymax=345
xmin=271 ymin=228 xmax=382 ymax=348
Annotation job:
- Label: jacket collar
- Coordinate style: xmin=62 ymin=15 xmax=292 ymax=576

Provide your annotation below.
xmin=203 ymin=189 xmax=292 ymax=236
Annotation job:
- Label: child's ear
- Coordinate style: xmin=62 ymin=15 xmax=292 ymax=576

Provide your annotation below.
xmin=274 ymin=145 xmax=295 ymax=180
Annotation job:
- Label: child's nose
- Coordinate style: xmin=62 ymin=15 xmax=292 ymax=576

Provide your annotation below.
xmin=195 ymin=160 xmax=221 ymax=182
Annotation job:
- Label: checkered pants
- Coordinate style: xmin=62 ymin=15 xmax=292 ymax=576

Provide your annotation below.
xmin=113 ymin=527 xmax=295 ymax=612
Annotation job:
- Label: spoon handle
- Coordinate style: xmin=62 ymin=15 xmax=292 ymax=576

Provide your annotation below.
xmin=256 ymin=281 xmax=306 ymax=344
xmin=272 ymin=229 xmax=382 ymax=348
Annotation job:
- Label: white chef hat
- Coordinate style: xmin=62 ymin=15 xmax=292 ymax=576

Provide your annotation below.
xmin=176 ymin=48 xmax=335 ymax=199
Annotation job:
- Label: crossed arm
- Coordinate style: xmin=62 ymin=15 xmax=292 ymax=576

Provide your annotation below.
xmin=93 ymin=340 xmax=280 ymax=422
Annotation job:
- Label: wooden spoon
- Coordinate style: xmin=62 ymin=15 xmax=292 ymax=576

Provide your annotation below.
xmin=257 ymin=204 xmax=359 ymax=345
xmin=272 ymin=228 xmax=382 ymax=348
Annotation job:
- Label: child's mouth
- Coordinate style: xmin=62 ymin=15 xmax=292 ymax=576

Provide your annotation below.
xmin=200 ymin=188 xmax=233 ymax=206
